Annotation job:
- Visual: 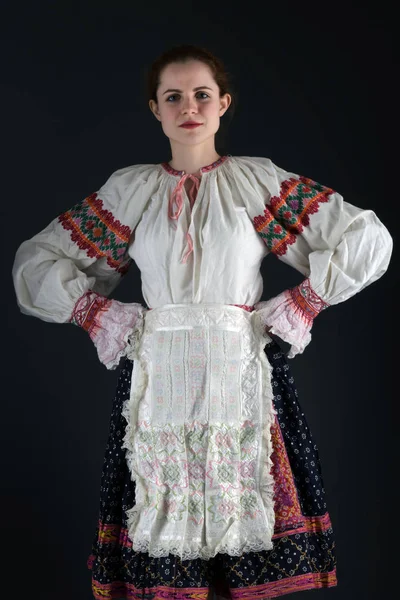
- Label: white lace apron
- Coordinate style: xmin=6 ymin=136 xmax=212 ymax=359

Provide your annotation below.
xmin=121 ymin=303 xmax=277 ymax=561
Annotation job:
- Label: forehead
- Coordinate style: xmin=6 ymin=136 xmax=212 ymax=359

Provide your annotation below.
xmin=160 ymin=61 xmax=214 ymax=86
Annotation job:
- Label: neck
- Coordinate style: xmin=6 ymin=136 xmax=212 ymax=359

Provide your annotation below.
xmin=168 ymin=145 xmax=221 ymax=176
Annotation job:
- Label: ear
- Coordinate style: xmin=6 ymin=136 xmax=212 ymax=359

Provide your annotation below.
xmin=219 ymin=93 xmax=232 ymax=117
xmin=149 ymin=99 xmax=162 ymax=122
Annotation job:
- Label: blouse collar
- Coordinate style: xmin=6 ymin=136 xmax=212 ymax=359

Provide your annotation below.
xmin=160 ymin=154 xmax=231 ymax=177
xmin=160 ymin=155 xmax=231 ymax=264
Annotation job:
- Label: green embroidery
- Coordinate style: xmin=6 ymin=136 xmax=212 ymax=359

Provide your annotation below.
xmin=253 ymin=176 xmax=334 ymax=256
xmin=58 ymin=192 xmax=132 ymax=273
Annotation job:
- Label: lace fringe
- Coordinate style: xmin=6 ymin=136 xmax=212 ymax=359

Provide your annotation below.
xmin=104 ymin=304 xmax=147 ymax=370
xmin=255 ymin=292 xmax=313 ymax=359
xmin=121 ymin=309 xmax=278 ymax=560
xmin=253 ymin=310 xmax=278 ymax=554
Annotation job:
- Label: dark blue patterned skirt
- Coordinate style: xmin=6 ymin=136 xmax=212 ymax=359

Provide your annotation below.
xmin=87 ymin=338 xmax=337 ymax=599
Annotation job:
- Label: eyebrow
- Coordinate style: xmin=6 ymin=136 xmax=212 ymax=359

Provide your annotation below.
xmin=162 ymin=86 xmax=214 ymax=95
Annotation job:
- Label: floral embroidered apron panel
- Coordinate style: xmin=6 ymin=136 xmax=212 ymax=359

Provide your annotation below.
xmin=122 ymin=303 xmax=277 ymax=561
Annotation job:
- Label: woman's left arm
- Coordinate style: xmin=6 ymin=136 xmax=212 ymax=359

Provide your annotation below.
xmin=252 ymin=160 xmax=393 ymax=357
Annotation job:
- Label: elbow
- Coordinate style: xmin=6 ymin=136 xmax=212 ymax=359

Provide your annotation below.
xmin=377 ymin=222 xmax=393 ymax=274
xmin=11 ymin=245 xmax=27 ymax=308
xmin=11 ymin=240 xmax=46 ymax=318
xmin=359 ymin=214 xmax=393 ymax=279
xmin=363 ymin=222 xmax=393 ymax=285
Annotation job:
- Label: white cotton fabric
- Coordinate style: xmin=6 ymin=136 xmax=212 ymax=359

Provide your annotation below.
xmin=11 ymin=155 xmax=393 ymax=560
xmin=12 ymin=155 xmax=393 ymax=321
xmin=122 ymin=303 xmax=276 ymax=560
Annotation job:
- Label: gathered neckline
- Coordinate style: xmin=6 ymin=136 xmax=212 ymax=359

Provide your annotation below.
xmin=160 ymin=154 xmax=231 ymax=177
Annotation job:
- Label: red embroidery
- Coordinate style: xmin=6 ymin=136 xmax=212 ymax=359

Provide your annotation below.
xmin=161 ymin=155 xmax=230 ymax=176
xmin=69 ymin=290 xmax=111 ymax=336
xmin=58 ymin=193 xmax=132 ymax=274
xmin=253 ymin=175 xmax=335 ymax=256
xmin=289 ymin=278 xmax=330 ymax=322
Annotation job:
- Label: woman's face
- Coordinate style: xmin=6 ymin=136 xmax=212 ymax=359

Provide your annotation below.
xmin=149 ymin=60 xmax=231 ymax=149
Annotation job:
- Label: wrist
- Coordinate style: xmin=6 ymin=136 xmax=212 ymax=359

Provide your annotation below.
xmin=288 ymin=278 xmax=330 ymax=323
xmin=69 ymin=290 xmax=112 ymax=339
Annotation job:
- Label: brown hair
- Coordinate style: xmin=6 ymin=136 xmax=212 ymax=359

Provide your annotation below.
xmin=145 ymin=44 xmax=237 ymax=153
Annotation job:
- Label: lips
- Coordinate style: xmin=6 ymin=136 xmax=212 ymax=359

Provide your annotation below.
xmin=180 ymin=123 xmax=202 ymax=128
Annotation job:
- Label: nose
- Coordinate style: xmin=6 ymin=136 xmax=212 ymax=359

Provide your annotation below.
xmin=181 ymin=95 xmax=198 ymax=114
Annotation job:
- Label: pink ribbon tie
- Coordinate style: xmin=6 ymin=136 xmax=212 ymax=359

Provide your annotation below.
xmin=168 ymin=173 xmax=200 ymax=263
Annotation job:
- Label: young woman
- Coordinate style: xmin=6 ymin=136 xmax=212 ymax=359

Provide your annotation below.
xmin=12 ymin=44 xmax=393 ymax=599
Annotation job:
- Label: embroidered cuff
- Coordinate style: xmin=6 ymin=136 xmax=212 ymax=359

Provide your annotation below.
xmin=70 ymin=290 xmax=147 ymax=369
xmin=254 ymin=278 xmax=330 ymax=358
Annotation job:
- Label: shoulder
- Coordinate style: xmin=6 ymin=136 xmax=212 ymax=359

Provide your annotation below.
xmin=96 ymin=163 xmax=163 ymax=211
xmin=230 ymin=156 xmax=294 ymax=181
xmin=230 ymin=156 xmax=336 ymax=194
xmin=99 ymin=163 xmax=161 ymax=194
xmin=228 ymin=156 xmax=294 ymax=197
xmin=230 ymin=155 xmax=274 ymax=170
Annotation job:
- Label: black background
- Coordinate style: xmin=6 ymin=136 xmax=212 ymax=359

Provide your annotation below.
xmin=2 ymin=1 xmax=398 ymax=599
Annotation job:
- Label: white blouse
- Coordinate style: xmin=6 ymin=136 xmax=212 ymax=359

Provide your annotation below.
xmin=12 ymin=154 xmax=393 ymax=363
xmin=11 ymin=155 xmax=394 ymax=560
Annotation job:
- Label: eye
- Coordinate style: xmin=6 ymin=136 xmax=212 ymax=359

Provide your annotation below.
xmin=166 ymin=92 xmax=210 ymax=102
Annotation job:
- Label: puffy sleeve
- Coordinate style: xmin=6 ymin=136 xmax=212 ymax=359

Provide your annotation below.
xmin=12 ymin=163 xmax=158 ymax=369
xmin=235 ymin=157 xmax=393 ymax=358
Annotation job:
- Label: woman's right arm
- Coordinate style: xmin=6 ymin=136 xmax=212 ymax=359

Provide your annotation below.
xmin=12 ymin=166 xmax=153 ymax=369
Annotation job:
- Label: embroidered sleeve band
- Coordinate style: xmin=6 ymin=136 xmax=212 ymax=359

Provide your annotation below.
xmin=255 ymin=279 xmax=329 ymax=359
xmin=70 ymin=290 xmax=147 ymax=370
xmin=58 ymin=192 xmax=132 ymax=274
xmin=253 ymin=176 xmax=334 ymax=257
